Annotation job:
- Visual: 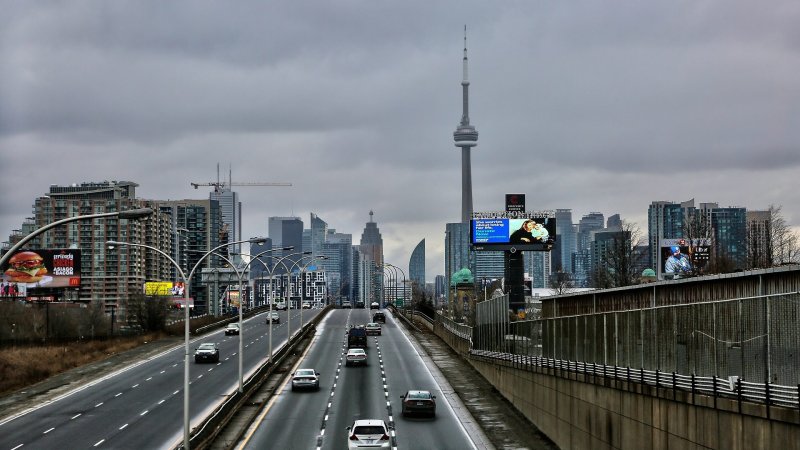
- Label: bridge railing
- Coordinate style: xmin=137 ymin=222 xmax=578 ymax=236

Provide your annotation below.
xmin=469 ymin=349 xmax=800 ymax=411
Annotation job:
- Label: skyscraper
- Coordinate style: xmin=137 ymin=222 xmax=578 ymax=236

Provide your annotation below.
xmin=453 ymin=26 xmax=479 ymax=224
xmin=209 ymin=187 xmax=241 ymax=262
xmin=359 ymin=211 xmax=383 ymax=304
xmin=409 ymin=239 xmax=425 ymax=289
xmin=268 ymin=216 xmax=303 ymax=274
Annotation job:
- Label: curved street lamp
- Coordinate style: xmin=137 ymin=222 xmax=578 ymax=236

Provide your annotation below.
xmin=287 ymin=255 xmax=327 ymax=332
xmin=381 ymin=264 xmax=398 ymax=307
xmin=259 ymin=251 xmax=310 ymax=361
xmin=384 ymin=263 xmax=408 ymax=309
xmin=107 ymin=236 xmax=266 ymax=450
xmin=0 ymin=208 xmax=153 ymax=267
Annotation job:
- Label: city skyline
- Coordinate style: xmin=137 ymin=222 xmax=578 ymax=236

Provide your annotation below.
xmin=2 ymin=1 xmax=799 ymax=283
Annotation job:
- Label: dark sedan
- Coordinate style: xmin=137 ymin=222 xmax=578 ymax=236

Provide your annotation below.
xmin=400 ymin=390 xmax=436 ymax=417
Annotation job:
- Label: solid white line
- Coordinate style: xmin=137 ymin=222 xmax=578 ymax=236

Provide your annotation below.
xmin=43 ymin=427 xmax=55 ymax=434
xmin=93 ymin=439 xmax=105 ymax=447
xmin=71 ymin=413 xmax=81 ymax=420
xmin=119 ymin=424 xmax=128 ymax=430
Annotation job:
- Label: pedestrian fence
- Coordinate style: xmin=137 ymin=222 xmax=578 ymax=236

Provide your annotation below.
xmin=438 ymin=291 xmax=800 ymax=411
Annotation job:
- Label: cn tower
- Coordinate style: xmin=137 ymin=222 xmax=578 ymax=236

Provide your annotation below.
xmin=453 ymin=26 xmax=478 ymax=224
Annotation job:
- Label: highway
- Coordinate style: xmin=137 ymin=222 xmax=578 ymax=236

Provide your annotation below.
xmin=0 ymin=309 xmax=320 ymax=450
xmin=237 ymin=308 xmax=481 ymax=450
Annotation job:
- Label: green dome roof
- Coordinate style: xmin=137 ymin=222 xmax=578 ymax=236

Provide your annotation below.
xmin=642 ymin=268 xmax=656 ymax=277
xmin=450 ymin=267 xmax=474 ymax=286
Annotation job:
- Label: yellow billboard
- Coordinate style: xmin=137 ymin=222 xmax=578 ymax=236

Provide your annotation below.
xmin=144 ymin=281 xmax=174 ymax=296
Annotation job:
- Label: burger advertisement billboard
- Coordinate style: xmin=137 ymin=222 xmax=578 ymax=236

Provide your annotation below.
xmin=1 ymin=249 xmax=81 ymax=288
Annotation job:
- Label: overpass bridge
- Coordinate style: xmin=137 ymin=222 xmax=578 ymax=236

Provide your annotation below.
xmin=406 ymin=265 xmax=800 ymax=449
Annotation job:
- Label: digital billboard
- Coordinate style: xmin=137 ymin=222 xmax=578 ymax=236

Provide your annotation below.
xmin=1 ymin=249 xmax=81 ymax=288
xmin=471 ymin=211 xmax=556 ymax=251
xmin=660 ymin=238 xmax=711 ymax=279
xmin=0 ymin=281 xmax=28 ymax=298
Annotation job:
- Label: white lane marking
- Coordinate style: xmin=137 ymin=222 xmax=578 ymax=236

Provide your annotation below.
xmin=158 ymin=399 xmax=165 ymax=405
xmin=160 ymin=370 xmax=166 ymax=374
xmin=197 ymin=374 xmax=203 ymax=379
xmin=71 ymin=413 xmax=81 ymax=420
xmin=119 ymin=424 xmax=128 ymax=430
xmin=208 ymin=368 xmax=214 ymax=372
xmin=11 ymin=444 xmax=23 ymax=450
xmin=93 ymin=439 xmax=105 ymax=447
xmin=145 ymin=377 xmax=153 ymax=381
xmin=115 ymin=393 xmax=122 ymax=397
xmin=140 ymin=410 xmax=148 ymax=416
xmin=132 ymin=384 xmax=139 ymax=388
xmin=43 ymin=427 xmax=55 ymax=434
xmin=95 ymin=402 xmax=103 ymax=408
xmin=173 ymin=390 xmax=179 ymax=395
xmin=172 ymin=363 xmax=178 ymax=367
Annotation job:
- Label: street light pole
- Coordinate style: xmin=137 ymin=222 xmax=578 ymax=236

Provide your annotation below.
xmin=107 ymin=235 xmax=265 ymax=450
xmin=0 ymin=208 xmax=153 ymax=267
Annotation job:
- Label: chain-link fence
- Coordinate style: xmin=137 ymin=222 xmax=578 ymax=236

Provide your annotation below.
xmin=473 ymin=292 xmax=800 ymax=386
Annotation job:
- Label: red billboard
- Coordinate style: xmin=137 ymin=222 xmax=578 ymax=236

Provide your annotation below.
xmin=1 ymin=249 xmax=81 ymax=289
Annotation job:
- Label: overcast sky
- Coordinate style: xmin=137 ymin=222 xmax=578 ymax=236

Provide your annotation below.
xmin=2 ymin=1 xmax=799 ymax=281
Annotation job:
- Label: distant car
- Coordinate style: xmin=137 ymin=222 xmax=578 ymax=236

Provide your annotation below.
xmin=194 ymin=342 xmax=219 ymax=363
xmin=365 ymin=322 xmax=381 ymax=336
xmin=291 ymin=368 xmax=320 ymax=391
xmin=302 ymin=301 xmax=312 ymax=309
xmin=372 ymin=312 xmax=386 ymax=323
xmin=370 ymin=302 xmax=379 ymax=309
xmin=266 ymin=311 xmax=280 ymax=324
xmin=224 ymin=323 xmax=240 ymax=336
xmin=346 ymin=419 xmax=391 ymax=449
xmin=345 ymin=348 xmax=367 ymax=366
xmin=355 ymin=300 xmax=365 ymax=308
xmin=274 ymin=301 xmax=287 ymax=311
xmin=400 ymin=390 xmax=436 ymax=417
xmin=341 ymin=301 xmax=352 ymax=309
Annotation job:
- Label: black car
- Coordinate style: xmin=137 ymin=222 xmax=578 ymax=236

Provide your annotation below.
xmin=372 ymin=312 xmax=385 ymax=323
xmin=194 ymin=342 xmax=220 ymax=363
xmin=400 ymin=390 xmax=436 ymax=417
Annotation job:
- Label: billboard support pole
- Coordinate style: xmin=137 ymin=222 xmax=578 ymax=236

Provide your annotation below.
xmin=506 ymin=250 xmax=525 ymax=315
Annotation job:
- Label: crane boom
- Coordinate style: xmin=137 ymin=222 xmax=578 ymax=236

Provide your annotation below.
xmin=191 ymin=181 xmax=292 ymax=190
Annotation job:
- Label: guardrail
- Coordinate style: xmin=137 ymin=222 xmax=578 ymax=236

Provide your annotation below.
xmin=470 ymin=349 xmax=800 ymax=413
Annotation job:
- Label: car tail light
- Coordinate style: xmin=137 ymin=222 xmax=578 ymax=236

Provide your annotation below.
xmin=349 ymin=434 xmax=359 ymax=441
xmin=380 ymin=434 xmax=390 ymax=441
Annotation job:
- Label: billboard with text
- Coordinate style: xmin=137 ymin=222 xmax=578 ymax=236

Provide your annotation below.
xmin=471 ymin=211 xmax=556 ymax=251
xmin=1 ymin=249 xmax=81 ymax=288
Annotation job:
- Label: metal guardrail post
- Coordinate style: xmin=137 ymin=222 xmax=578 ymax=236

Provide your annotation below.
xmin=691 ymin=373 xmax=695 ymax=405
xmin=765 ymin=382 xmax=771 ymax=420
xmin=713 ymin=376 xmax=718 ymax=409
xmin=672 ymin=372 xmax=677 ymax=400
xmin=737 ymin=378 xmax=743 ymax=414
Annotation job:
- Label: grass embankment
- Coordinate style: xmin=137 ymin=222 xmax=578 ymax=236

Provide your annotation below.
xmin=0 ymin=332 xmax=166 ymax=396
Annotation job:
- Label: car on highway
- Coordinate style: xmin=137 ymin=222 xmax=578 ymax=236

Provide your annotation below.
xmin=345 ymin=348 xmax=367 ymax=366
xmin=266 ymin=311 xmax=280 ymax=324
xmin=302 ymin=301 xmax=312 ymax=309
xmin=372 ymin=312 xmax=386 ymax=323
xmin=346 ymin=419 xmax=392 ymax=449
xmin=370 ymin=301 xmax=379 ymax=309
xmin=355 ymin=300 xmax=365 ymax=308
xmin=341 ymin=301 xmax=352 ymax=309
xmin=194 ymin=342 xmax=219 ymax=363
xmin=291 ymin=368 xmax=320 ymax=391
xmin=224 ymin=323 xmax=240 ymax=336
xmin=365 ymin=322 xmax=381 ymax=336
xmin=274 ymin=301 xmax=287 ymax=311
xmin=400 ymin=390 xmax=436 ymax=417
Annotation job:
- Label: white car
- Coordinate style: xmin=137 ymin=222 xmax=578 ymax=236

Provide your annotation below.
xmin=274 ymin=301 xmax=287 ymax=311
xmin=346 ymin=419 xmax=391 ymax=449
xmin=266 ymin=311 xmax=280 ymax=324
xmin=291 ymin=368 xmax=320 ymax=391
xmin=301 ymin=301 xmax=312 ymax=309
xmin=370 ymin=302 xmax=379 ymax=309
xmin=345 ymin=348 xmax=367 ymax=367
xmin=224 ymin=323 xmax=240 ymax=335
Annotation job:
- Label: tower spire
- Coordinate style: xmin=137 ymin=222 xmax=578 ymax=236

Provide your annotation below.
xmin=453 ymin=25 xmax=478 ymax=224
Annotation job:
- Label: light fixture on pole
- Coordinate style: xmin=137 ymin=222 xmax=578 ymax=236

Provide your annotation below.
xmin=107 ymin=235 xmax=266 ymax=450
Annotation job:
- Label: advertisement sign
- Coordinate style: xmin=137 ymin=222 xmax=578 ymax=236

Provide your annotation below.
xmin=471 ymin=211 xmax=556 ymax=251
xmin=171 ymin=298 xmax=195 ymax=309
xmin=1 ymin=249 xmax=81 ymax=289
xmin=0 ymin=281 xmax=28 ymax=298
xmin=660 ymin=238 xmax=711 ymax=279
xmin=505 ymin=194 xmax=526 ymax=212
xmin=144 ymin=281 xmax=186 ymax=296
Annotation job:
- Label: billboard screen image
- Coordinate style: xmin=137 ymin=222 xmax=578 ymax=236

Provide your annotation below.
xmin=1 ymin=249 xmax=81 ymax=288
xmin=471 ymin=217 xmax=556 ymax=251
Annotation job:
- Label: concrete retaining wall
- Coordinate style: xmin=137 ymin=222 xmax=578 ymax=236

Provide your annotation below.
xmin=468 ymin=357 xmax=800 ymax=450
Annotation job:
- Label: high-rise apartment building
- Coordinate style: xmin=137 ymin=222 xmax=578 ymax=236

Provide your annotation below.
xmin=554 ymin=209 xmax=576 ymax=273
xmin=209 ymin=187 xmax=241 ymax=262
xmin=444 ymin=222 xmax=470 ymax=292
xmin=747 ymin=210 xmax=771 ymax=268
xmin=17 ymin=181 xmax=171 ymax=314
xmin=269 ymin=216 xmax=303 ymax=274
xmin=321 ymin=230 xmax=353 ymax=302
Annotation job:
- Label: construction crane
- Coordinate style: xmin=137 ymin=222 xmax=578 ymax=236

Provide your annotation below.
xmin=191 ymin=181 xmax=292 ymax=192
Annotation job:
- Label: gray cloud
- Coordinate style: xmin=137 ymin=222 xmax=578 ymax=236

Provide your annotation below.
xmin=2 ymin=0 xmax=799 ymax=281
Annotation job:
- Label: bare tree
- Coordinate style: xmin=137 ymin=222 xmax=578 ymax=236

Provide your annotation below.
xmin=548 ymin=270 xmax=576 ymax=295
xmin=592 ymin=221 xmax=646 ymax=288
xmin=126 ymin=294 xmax=169 ymax=332
xmin=768 ymin=204 xmax=800 ymax=265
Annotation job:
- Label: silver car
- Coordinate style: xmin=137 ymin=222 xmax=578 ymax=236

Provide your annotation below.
xmin=291 ymin=368 xmax=320 ymax=391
